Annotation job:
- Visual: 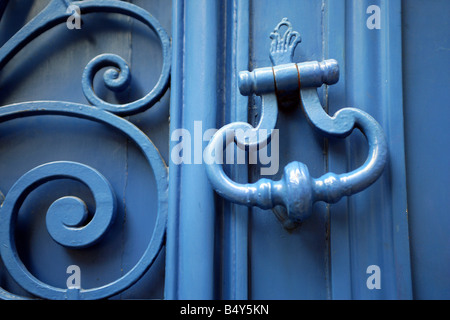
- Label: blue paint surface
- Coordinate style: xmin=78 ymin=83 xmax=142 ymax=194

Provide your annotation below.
xmin=0 ymin=0 xmax=448 ymax=301
xmin=402 ymin=0 xmax=450 ymax=299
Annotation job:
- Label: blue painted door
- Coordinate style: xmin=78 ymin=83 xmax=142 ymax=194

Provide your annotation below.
xmin=0 ymin=0 xmax=448 ymax=300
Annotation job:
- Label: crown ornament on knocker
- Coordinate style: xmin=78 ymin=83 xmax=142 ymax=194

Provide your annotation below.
xmin=205 ymin=18 xmax=387 ymax=230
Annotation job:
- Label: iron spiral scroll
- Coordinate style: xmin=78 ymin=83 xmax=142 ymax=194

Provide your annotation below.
xmin=0 ymin=1 xmax=170 ymax=300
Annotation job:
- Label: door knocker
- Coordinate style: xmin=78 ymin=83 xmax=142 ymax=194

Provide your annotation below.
xmin=205 ymin=18 xmax=387 ymax=229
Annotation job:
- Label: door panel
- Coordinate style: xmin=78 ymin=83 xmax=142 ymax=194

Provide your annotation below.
xmin=247 ymin=0 xmax=329 ymax=300
xmin=402 ymin=0 xmax=450 ymax=300
xmin=236 ymin=0 xmax=411 ymax=299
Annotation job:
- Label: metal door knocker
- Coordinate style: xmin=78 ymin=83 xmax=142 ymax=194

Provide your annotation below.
xmin=205 ymin=18 xmax=387 ymax=229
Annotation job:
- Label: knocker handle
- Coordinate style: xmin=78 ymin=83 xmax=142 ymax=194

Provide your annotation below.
xmin=204 ymin=18 xmax=387 ymax=227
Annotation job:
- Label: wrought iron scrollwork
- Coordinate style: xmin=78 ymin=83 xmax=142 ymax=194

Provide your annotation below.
xmin=0 ymin=0 xmax=170 ymax=300
xmin=205 ymin=18 xmax=387 ymax=229
xmin=0 ymin=0 xmax=171 ymax=116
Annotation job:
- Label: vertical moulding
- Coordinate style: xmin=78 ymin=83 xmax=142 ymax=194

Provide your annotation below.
xmin=327 ymin=0 xmax=412 ymax=299
xmin=378 ymin=0 xmax=412 ymax=300
xmin=165 ymin=0 xmax=184 ymax=300
xmin=220 ymin=0 xmax=250 ymax=300
xmin=324 ymin=0 xmax=353 ymax=300
xmin=166 ymin=0 xmax=219 ymax=300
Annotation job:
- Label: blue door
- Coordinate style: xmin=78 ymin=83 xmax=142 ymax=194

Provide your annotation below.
xmin=0 ymin=0 xmax=448 ymax=301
